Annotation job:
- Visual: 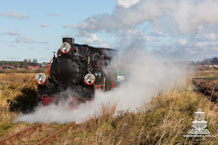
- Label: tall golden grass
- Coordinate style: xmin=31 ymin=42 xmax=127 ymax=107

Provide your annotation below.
xmin=51 ymin=83 xmax=218 ymax=145
xmin=0 ymin=73 xmax=218 ymax=144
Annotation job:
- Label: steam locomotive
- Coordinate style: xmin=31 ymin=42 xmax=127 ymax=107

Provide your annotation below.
xmin=35 ymin=38 xmax=119 ymax=105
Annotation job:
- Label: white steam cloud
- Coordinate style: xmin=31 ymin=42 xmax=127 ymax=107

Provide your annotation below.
xmin=17 ymin=49 xmax=188 ymax=124
xmin=17 ymin=0 xmax=198 ymax=124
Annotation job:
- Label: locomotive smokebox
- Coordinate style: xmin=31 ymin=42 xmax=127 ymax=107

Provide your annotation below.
xmin=63 ymin=37 xmax=74 ymax=46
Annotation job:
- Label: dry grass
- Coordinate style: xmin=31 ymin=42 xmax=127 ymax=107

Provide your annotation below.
xmin=0 ymin=73 xmax=36 ymax=108
xmin=194 ymin=70 xmax=218 ymax=78
xmin=0 ymin=73 xmax=65 ymax=144
xmin=0 ymin=73 xmax=37 ymax=137
xmin=50 ymin=83 xmax=218 ymax=145
xmin=0 ymin=68 xmax=47 ymax=74
xmin=0 ymin=73 xmax=218 ymax=145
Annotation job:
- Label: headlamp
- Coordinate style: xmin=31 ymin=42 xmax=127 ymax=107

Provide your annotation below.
xmin=59 ymin=42 xmax=71 ymax=54
xmin=84 ymin=73 xmax=96 ymax=85
xmin=35 ymin=73 xmax=47 ymax=85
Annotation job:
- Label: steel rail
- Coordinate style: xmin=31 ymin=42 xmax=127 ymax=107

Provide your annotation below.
xmin=35 ymin=122 xmax=75 ymax=145
xmin=0 ymin=124 xmax=41 ymax=144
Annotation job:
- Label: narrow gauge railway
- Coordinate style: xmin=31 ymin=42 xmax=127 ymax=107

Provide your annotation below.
xmin=0 ymin=123 xmax=75 ymax=145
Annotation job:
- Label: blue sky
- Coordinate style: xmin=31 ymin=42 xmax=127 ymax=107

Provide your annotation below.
xmin=0 ymin=0 xmax=116 ymax=62
xmin=1 ymin=0 xmax=218 ymax=62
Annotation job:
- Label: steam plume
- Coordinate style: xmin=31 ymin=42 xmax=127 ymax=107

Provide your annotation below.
xmin=17 ymin=0 xmax=200 ymax=124
xmin=17 ymin=49 xmax=188 ymax=124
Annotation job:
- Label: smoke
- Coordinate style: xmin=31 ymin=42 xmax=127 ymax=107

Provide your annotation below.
xmin=17 ymin=48 xmax=189 ymax=124
xmin=96 ymin=50 xmax=187 ymax=112
xmin=17 ymin=0 xmax=198 ymax=124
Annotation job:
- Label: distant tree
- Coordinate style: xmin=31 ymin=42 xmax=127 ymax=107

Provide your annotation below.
xmin=28 ymin=59 xmax=31 ymax=65
xmin=211 ymin=57 xmax=218 ymax=65
xmin=33 ymin=59 xmax=38 ymax=65
xmin=23 ymin=59 xmax=28 ymax=69
xmin=42 ymin=62 xmax=48 ymax=68
xmin=15 ymin=62 xmax=20 ymax=68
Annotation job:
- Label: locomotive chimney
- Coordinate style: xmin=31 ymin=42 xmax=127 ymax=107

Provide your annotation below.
xmin=63 ymin=37 xmax=74 ymax=46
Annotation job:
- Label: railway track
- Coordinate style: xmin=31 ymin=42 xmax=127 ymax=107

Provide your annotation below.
xmin=0 ymin=124 xmax=41 ymax=145
xmin=35 ymin=122 xmax=75 ymax=145
xmin=0 ymin=122 xmax=75 ymax=145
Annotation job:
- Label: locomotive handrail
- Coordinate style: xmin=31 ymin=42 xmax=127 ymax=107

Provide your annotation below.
xmin=47 ymin=58 xmax=53 ymax=77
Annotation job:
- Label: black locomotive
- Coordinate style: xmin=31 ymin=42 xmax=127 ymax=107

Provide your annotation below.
xmin=35 ymin=38 xmax=117 ymax=105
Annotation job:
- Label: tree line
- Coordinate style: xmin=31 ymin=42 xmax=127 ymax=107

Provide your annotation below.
xmin=0 ymin=59 xmax=39 ymax=68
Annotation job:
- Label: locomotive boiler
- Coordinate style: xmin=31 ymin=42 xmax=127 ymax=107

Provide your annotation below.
xmin=35 ymin=37 xmax=118 ymax=105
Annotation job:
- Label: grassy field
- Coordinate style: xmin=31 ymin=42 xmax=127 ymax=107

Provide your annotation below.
xmin=0 ymin=68 xmax=47 ymax=74
xmin=0 ymin=73 xmax=218 ymax=144
xmin=194 ymin=70 xmax=218 ymax=79
xmin=0 ymin=73 xmax=37 ymax=136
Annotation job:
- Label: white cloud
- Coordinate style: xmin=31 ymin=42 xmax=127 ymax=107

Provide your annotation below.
xmin=0 ymin=31 xmax=20 ymax=36
xmin=144 ymin=36 xmax=153 ymax=42
xmin=74 ymin=0 xmax=218 ymax=60
xmin=0 ymin=10 xmax=29 ymax=19
xmin=63 ymin=24 xmax=77 ymax=29
xmin=196 ymin=42 xmax=208 ymax=48
xmin=40 ymin=24 xmax=51 ymax=28
xmin=7 ymin=31 xmax=20 ymax=36
xmin=117 ymin=0 xmax=141 ymax=8
xmin=80 ymin=0 xmax=218 ymax=34
xmin=85 ymin=34 xmax=101 ymax=43
xmin=39 ymin=41 xmax=49 ymax=44
xmin=204 ymin=33 xmax=216 ymax=41
xmin=178 ymin=39 xmax=188 ymax=46
xmin=194 ymin=32 xmax=217 ymax=42
xmin=211 ymin=47 xmax=218 ymax=51
xmin=84 ymin=33 xmax=110 ymax=48
xmin=16 ymin=36 xmax=34 ymax=43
